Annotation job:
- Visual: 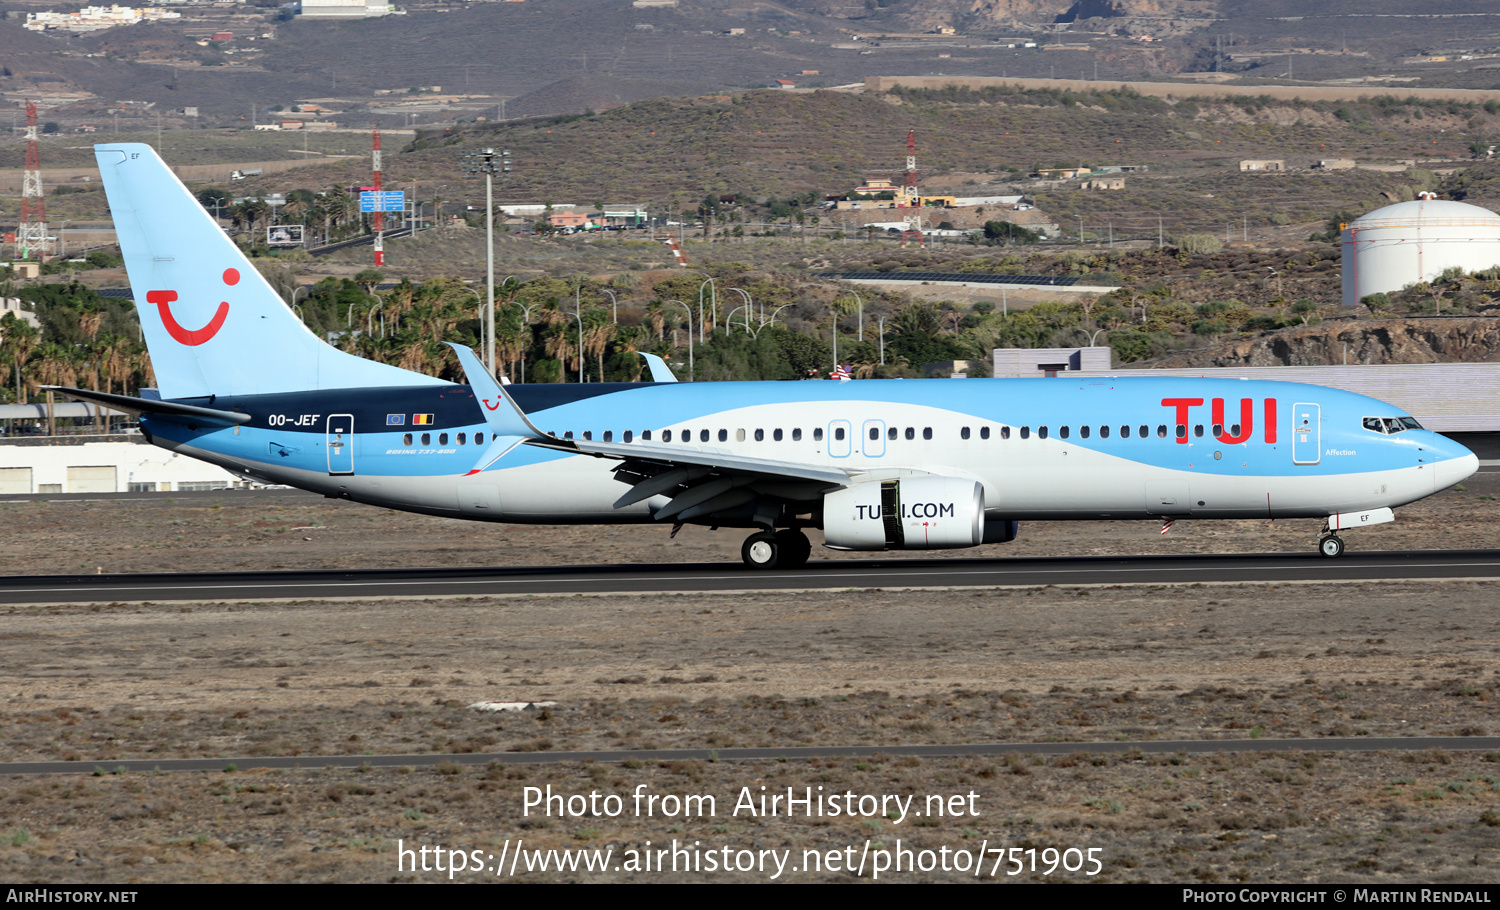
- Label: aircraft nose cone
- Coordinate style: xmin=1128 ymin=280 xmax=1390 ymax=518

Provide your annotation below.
xmin=1433 ymin=451 xmax=1479 ymax=493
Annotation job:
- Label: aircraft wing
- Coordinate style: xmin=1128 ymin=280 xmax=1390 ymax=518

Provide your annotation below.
xmin=569 ymin=439 xmax=850 ymax=520
xmin=447 ymin=343 xmax=850 ymax=521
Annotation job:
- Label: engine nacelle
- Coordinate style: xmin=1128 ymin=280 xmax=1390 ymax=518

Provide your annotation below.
xmin=824 ymin=477 xmax=987 ymax=550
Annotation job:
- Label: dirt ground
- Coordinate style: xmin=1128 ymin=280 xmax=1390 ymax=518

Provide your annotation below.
xmin=2 ymin=477 xmax=1500 ymax=883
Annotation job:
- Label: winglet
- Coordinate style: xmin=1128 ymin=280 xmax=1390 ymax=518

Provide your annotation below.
xmin=446 ymin=342 xmax=557 ymax=441
xmin=639 ymin=352 xmax=678 ymax=383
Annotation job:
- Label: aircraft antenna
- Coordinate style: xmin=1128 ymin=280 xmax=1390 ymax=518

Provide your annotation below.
xmin=372 ymin=128 xmax=384 ymax=266
xmin=900 ymin=128 xmax=923 ymax=248
xmin=18 ymin=100 xmax=48 ymax=260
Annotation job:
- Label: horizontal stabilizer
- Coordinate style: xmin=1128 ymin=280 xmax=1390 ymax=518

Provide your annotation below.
xmin=465 ymin=434 xmax=527 ymax=476
xmin=41 ymin=386 xmax=251 ymax=426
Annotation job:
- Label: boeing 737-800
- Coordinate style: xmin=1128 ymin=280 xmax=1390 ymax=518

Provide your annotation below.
xmin=49 ymin=144 xmax=1479 ymax=568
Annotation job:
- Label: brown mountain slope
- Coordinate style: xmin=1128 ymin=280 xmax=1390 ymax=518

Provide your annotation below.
xmin=1134 ymin=317 xmax=1500 ymax=368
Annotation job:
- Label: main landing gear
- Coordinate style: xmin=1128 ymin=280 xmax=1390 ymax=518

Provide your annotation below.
xmin=1318 ymin=534 xmax=1345 ymax=558
xmin=741 ymin=528 xmax=812 ymax=570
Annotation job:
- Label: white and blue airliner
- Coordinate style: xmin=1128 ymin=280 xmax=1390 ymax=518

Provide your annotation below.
xmin=52 ymin=144 xmax=1479 ymax=568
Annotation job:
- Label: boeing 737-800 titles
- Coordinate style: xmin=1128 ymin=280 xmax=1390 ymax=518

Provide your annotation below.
xmin=49 ymin=144 xmax=1479 ymax=568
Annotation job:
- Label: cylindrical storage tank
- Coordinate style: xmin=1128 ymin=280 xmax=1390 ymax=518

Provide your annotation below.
xmin=1341 ymin=199 xmax=1500 ymax=306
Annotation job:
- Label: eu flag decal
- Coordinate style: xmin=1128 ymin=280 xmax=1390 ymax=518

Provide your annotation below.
xmin=386 ymin=414 xmax=405 ymax=426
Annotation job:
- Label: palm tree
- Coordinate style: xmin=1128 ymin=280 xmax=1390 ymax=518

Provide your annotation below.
xmin=1 ymin=315 xmax=39 ymax=403
xmin=582 ymin=309 xmax=616 ymax=382
xmin=543 ymin=324 xmax=578 ymax=380
xmin=612 ymin=325 xmax=651 ymax=381
xmin=645 ymin=300 xmax=666 ymax=340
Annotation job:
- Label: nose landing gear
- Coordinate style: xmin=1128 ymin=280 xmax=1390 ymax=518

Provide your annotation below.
xmin=1318 ymin=534 xmax=1345 ymax=558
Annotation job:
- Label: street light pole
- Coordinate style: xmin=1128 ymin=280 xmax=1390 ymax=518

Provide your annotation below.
xmin=664 ymin=299 xmax=693 ymax=381
xmin=460 ymin=148 xmax=511 ymax=378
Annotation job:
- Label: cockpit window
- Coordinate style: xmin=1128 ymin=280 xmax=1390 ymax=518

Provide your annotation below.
xmin=1363 ymin=416 xmax=1423 ymax=434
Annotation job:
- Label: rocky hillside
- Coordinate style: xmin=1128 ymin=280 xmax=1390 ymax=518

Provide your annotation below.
xmin=1135 ymin=317 xmax=1500 ymax=368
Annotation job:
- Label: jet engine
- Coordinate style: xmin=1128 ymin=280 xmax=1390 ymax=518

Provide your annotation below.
xmin=824 ymin=477 xmax=1015 ymax=550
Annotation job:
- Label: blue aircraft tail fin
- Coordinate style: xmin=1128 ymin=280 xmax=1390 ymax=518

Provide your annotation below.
xmin=95 ymin=143 xmax=447 ymax=400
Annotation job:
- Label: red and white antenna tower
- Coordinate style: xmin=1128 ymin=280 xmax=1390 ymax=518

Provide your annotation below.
xmin=902 ymin=128 xmax=919 ymax=207
xmin=18 ymin=100 xmax=48 ymax=260
xmin=371 ymin=129 xmax=385 ymax=266
xmin=900 ymin=128 xmax=924 ymax=247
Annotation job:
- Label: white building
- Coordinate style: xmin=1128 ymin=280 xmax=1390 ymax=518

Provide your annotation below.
xmin=24 ymin=5 xmax=180 ymax=32
xmin=1 ymin=298 xmax=39 ymax=329
xmin=0 ymin=436 xmax=251 ymax=494
xmin=299 ymin=0 xmax=392 ymax=18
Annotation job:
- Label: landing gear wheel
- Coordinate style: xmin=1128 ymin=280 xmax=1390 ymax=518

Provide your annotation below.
xmin=774 ymin=529 xmax=812 ymax=568
xmin=1319 ymin=535 xmax=1345 ymax=558
xmin=742 ymin=531 xmax=780 ymax=569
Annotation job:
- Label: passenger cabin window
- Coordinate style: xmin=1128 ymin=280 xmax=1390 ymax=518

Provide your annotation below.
xmin=834 ymin=427 xmax=845 ymax=441
xmin=999 ymin=426 xmax=1010 ymax=439
xmin=888 ymin=427 xmax=898 ymax=440
xmin=582 ymin=431 xmax=592 ymax=441
xmin=814 ymin=428 xmax=824 ymax=441
xmin=700 ymin=429 xmax=710 ymax=442
xmin=421 ymin=433 xmax=431 ymax=446
xmin=904 ymin=427 xmax=915 ymax=440
xmin=736 ymin=429 xmax=746 ymax=442
xmin=458 ymin=433 xmax=467 ymax=445
xmin=403 ymin=433 xmax=413 ymax=446
xmin=870 ymin=427 xmax=880 ymax=441
xmin=1193 ymin=425 xmax=1204 ymax=438
xmin=961 ymin=427 xmax=971 ymax=440
xmin=662 ymin=430 xmax=672 ymax=442
xmin=1175 ymin=425 xmax=1186 ymax=439
xmin=1140 ymin=425 xmax=1149 ymax=438
xmin=792 ymin=428 xmax=802 ymax=441
xmin=623 ymin=430 xmax=634 ymax=443
xmin=564 ymin=431 xmax=574 ymax=440
xmin=980 ymin=427 xmax=990 ymax=440
xmin=1020 ymin=427 xmax=1030 ymax=439
xmin=1039 ymin=426 xmax=1049 ymax=439
xmin=774 ymin=429 xmax=783 ymax=442
xmin=1120 ymin=425 xmax=1129 ymax=438
xmin=603 ymin=430 xmax=613 ymax=442
xmin=642 ymin=430 xmax=652 ymax=441
xmin=1060 ymin=426 xmax=1071 ymax=440
xmin=439 ymin=433 xmax=449 ymax=445
xmin=718 ymin=429 xmax=728 ymax=442
xmin=1157 ymin=425 xmax=1168 ymax=438
xmin=1212 ymin=424 xmax=1223 ymax=437
xmin=755 ymin=429 xmax=765 ymax=442
xmin=1099 ymin=425 xmax=1109 ymax=439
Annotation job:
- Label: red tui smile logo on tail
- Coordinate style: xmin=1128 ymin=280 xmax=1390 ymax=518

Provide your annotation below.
xmin=147 ymin=268 xmax=237 ymax=346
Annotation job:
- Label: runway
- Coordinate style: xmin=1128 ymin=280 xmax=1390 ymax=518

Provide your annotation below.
xmin=4 ymin=548 xmax=1500 ymax=605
